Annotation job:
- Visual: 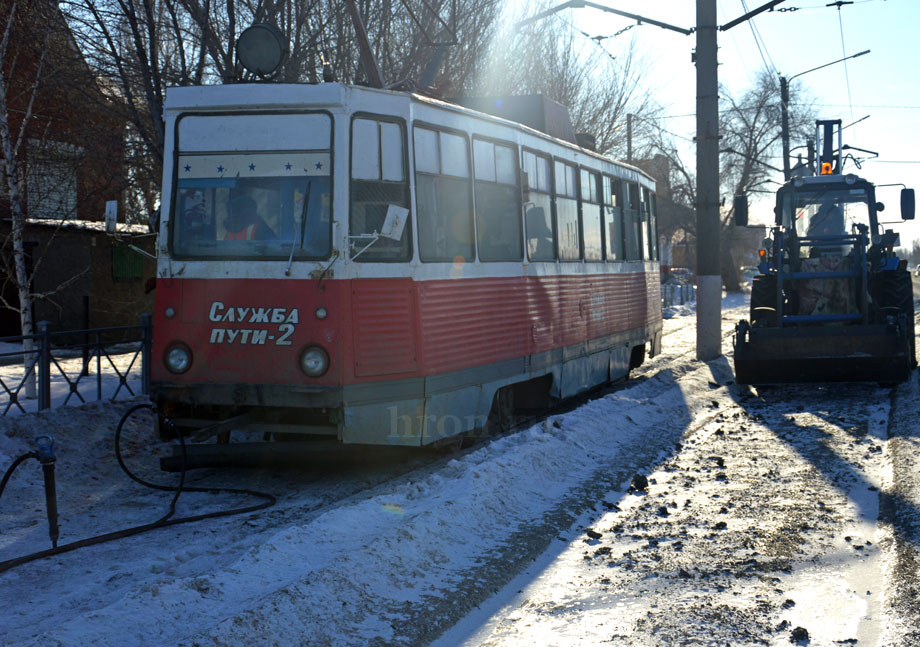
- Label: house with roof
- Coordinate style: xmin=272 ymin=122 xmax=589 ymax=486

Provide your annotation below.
xmin=0 ymin=0 xmax=152 ymax=335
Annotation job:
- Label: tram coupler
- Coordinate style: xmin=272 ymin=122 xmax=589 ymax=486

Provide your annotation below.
xmin=35 ymin=435 xmax=59 ymax=549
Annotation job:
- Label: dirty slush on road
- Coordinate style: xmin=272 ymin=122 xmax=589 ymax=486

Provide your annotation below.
xmin=458 ymin=378 xmax=904 ymax=647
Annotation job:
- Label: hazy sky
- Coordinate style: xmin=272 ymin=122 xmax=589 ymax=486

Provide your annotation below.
xmin=548 ymin=0 xmax=919 ymax=242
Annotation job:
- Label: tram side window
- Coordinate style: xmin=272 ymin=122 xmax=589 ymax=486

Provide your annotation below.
xmin=644 ymin=188 xmax=658 ymax=261
xmin=522 ymin=150 xmax=555 ymax=261
xmin=580 ymin=169 xmax=603 ymax=261
xmin=639 ymin=187 xmax=652 ymax=260
xmin=414 ymin=127 xmax=475 ymax=262
xmin=350 ymin=117 xmax=411 ymax=260
xmin=473 ymin=139 xmax=523 ymax=261
xmin=624 ymin=181 xmax=642 ymax=261
xmin=603 ymin=176 xmax=624 ymax=261
xmin=555 ymin=160 xmax=581 ymax=260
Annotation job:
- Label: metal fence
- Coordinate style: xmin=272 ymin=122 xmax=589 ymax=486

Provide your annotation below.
xmin=0 ymin=315 xmax=151 ymax=416
xmin=662 ymin=282 xmax=697 ymax=308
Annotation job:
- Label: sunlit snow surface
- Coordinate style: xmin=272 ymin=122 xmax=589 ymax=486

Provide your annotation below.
xmin=1 ymin=291 xmax=918 ymax=647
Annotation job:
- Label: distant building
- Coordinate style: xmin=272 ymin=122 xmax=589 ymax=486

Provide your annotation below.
xmin=0 ymin=0 xmax=126 ymax=223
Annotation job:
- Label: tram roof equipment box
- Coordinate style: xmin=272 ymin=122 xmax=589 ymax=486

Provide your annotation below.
xmin=452 ymin=95 xmax=578 ymax=146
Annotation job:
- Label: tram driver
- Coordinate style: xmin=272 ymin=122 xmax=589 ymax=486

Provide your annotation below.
xmin=224 ymin=195 xmax=277 ymax=241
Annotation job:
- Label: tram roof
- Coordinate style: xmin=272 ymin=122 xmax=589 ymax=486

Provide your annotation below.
xmin=164 ymin=83 xmax=654 ymax=186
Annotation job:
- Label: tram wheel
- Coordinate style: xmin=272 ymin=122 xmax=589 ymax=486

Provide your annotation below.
xmin=485 ymin=385 xmax=516 ymax=436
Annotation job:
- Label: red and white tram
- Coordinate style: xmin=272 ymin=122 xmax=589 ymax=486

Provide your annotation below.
xmin=151 ymin=83 xmax=662 ymax=447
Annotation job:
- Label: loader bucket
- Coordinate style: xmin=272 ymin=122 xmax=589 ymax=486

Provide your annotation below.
xmin=733 ymin=321 xmax=912 ymax=384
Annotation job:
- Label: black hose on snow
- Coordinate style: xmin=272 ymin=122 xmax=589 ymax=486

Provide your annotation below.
xmin=0 ymin=403 xmax=275 ymax=574
xmin=0 ymin=451 xmax=39 ymax=501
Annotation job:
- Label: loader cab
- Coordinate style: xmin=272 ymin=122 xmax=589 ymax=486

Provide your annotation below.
xmin=776 ymin=174 xmax=914 ymax=242
xmin=776 ymin=175 xmax=877 ymax=240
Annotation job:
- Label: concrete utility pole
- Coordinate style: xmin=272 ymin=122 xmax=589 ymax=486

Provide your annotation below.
xmin=780 ymin=75 xmax=792 ymax=181
xmin=695 ymin=0 xmax=721 ymax=360
xmin=695 ymin=0 xmax=786 ymax=360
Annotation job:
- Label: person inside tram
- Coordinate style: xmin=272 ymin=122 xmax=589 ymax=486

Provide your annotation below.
xmin=526 ymin=205 xmax=554 ymax=260
xmin=224 ymin=194 xmax=276 ymax=241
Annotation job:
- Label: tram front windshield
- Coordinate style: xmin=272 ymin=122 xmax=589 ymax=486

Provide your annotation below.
xmin=171 ymin=152 xmax=331 ymax=259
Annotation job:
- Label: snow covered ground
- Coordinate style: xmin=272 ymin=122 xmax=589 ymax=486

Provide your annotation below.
xmin=1 ymin=293 xmax=918 ymax=647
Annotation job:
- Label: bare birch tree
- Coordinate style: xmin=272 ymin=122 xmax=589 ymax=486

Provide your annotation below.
xmin=0 ymin=0 xmax=122 ymax=396
xmin=0 ymin=0 xmax=52 ymax=396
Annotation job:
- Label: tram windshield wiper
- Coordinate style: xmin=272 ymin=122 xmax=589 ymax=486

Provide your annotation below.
xmin=285 ymin=181 xmax=312 ymax=276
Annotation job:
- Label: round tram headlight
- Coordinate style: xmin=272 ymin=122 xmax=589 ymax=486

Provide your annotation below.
xmin=237 ymin=24 xmax=287 ymax=77
xmin=164 ymin=343 xmax=192 ymax=374
xmin=300 ymin=346 xmax=329 ymax=377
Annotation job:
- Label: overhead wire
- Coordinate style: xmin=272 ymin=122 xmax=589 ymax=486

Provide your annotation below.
xmin=550 ymin=11 xmax=700 ymax=145
xmin=717 ymin=0 xmax=758 ymax=83
xmin=627 ymin=112 xmax=696 ymax=144
xmin=550 ymin=10 xmax=634 ymax=69
xmin=834 ymin=3 xmax=858 ymax=129
xmin=556 ymin=2 xmax=793 ymax=147
xmin=530 ymin=2 xmax=898 ymax=151
xmin=864 ymin=160 xmax=920 ymax=165
xmin=809 ymin=103 xmax=920 ymax=110
xmin=739 ymin=0 xmax=779 ymax=82
xmin=773 ymin=0 xmax=885 ymax=10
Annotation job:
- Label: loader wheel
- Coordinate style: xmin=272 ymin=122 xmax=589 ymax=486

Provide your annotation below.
xmin=878 ymin=270 xmax=916 ymax=367
xmin=750 ymin=275 xmax=777 ymax=315
xmin=751 ymin=307 xmax=778 ymax=328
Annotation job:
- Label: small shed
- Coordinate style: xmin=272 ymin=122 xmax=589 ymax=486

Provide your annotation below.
xmin=0 ymin=218 xmax=156 ymax=336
